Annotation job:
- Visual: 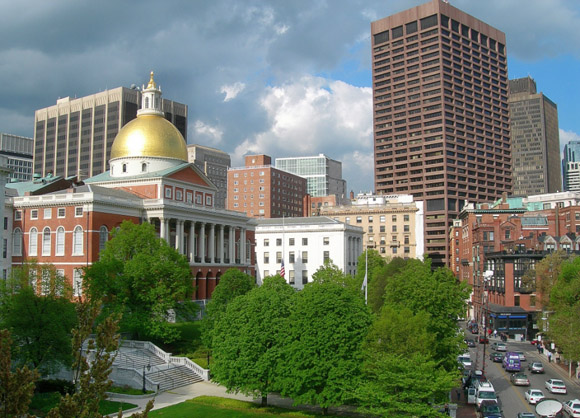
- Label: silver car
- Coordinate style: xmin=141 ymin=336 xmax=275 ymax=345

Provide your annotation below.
xmin=528 ymin=361 xmax=544 ymax=373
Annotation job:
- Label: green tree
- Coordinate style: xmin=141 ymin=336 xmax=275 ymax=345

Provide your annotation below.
xmin=535 ymin=250 xmax=567 ymax=308
xmin=211 ymin=275 xmax=294 ymax=406
xmin=357 ymin=352 xmax=455 ymax=418
xmin=47 ymin=299 xmax=154 ymax=417
xmin=0 ymin=263 xmax=77 ymax=374
xmin=311 ymin=260 xmax=360 ymax=292
xmin=278 ymin=280 xmax=371 ymax=415
xmin=0 ymin=329 xmax=38 ymax=418
xmin=84 ymin=221 xmax=192 ymax=342
xmin=382 ymin=258 xmax=469 ymax=370
xmin=201 ymin=269 xmax=256 ymax=348
xmin=367 ymin=257 xmax=408 ymax=314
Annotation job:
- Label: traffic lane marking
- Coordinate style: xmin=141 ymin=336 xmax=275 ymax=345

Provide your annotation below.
xmin=492 ymin=360 xmax=535 ymax=414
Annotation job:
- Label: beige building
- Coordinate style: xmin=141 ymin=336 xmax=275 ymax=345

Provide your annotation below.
xmin=34 ymin=81 xmax=187 ymax=180
xmin=319 ymin=193 xmax=424 ymax=259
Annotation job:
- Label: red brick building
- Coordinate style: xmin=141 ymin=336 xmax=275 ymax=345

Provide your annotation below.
xmin=227 ymin=154 xmax=308 ymax=218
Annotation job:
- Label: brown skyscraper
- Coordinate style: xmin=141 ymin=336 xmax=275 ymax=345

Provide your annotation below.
xmin=371 ymin=0 xmax=512 ymax=267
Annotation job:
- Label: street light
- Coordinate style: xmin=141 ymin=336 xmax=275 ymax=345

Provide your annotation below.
xmin=142 ymin=362 xmax=151 ymax=393
xmin=482 ymin=270 xmax=493 ymax=374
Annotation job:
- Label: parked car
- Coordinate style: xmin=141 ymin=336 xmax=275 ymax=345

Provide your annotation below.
xmin=528 ymin=361 xmax=545 ymax=373
xmin=516 ymin=413 xmax=536 ymax=418
xmin=563 ymin=399 xmax=580 ymax=418
xmin=479 ymin=400 xmax=502 ymax=418
xmin=465 ymin=338 xmax=476 ymax=348
xmin=458 ymin=354 xmax=473 ymax=368
xmin=524 ymin=389 xmax=545 ymax=404
xmin=491 ymin=342 xmax=507 ymax=351
xmin=490 ymin=352 xmax=503 ymax=363
xmin=510 ymin=373 xmax=530 ymax=386
xmin=479 ymin=335 xmax=489 ymax=344
xmin=514 ymin=351 xmax=527 ymax=361
xmin=545 ymin=379 xmax=567 ymax=394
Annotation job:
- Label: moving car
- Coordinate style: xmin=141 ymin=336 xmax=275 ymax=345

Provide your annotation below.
xmin=516 ymin=413 xmax=536 ymax=418
xmin=563 ymin=399 xmax=580 ymax=418
xmin=524 ymin=389 xmax=545 ymax=404
xmin=479 ymin=335 xmax=489 ymax=344
xmin=528 ymin=361 xmax=545 ymax=373
xmin=503 ymin=352 xmax=521 ymax=372
xmin=465 ymin=338 xmax=476 ymax=348
xmin=492 ymin=342 xmax=507 ymax=351
xmin=514 ymin=351 xmax=527 ymax=361
xmin=458 ymin=354 xmax=472 ymax=368
xmin=545 ymin=378 xmax=567 ymax=394
xmin=510 ymin=373 xmax=530 ymax=386
xmin=490 ymin=352 xmax=503 ymax=363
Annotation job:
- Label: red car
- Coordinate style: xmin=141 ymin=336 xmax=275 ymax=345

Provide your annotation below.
xmin=479 ymin=335 xmax=489 ymax=344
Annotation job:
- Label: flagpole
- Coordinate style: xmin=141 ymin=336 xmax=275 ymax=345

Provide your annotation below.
xmin=365 ymin=249 xmax=368 ymax=305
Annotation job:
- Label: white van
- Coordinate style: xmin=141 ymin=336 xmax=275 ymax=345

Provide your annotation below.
xmin=458 ymin=354 xmax=472 ymax=368
xmin=475 ymin=385 xmax=497 ymax=409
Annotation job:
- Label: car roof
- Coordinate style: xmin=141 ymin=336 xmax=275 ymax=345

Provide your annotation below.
xmin=550 ymin=379 xmax=564 ymax=383
xmin=529 ymin=389 xmax=543 ymax=394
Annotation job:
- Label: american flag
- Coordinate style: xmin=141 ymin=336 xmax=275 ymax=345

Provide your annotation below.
xmin=280 ymin=259 xmax=285 ymax=278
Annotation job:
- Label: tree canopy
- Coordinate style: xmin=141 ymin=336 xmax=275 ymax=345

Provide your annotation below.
xmin=0 ymin=262 xmax=77 ymax=374
xmin=201 ymin=269 xmax=256 ymax=348
xmin=277 ymin=280 xmax=371 ymax=415
xmin=84 ymin=221 xmax=192 ymax=342
xmin=211 ymin=275 xmax=294 ymax=406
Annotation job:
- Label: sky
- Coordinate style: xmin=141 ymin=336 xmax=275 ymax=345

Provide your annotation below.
xmin=2 ymin=0 xmax=580 ymax=194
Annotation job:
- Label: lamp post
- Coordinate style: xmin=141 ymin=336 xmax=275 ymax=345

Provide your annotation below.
xmin=482 ymin=270 xmax=493 ymax=374
xmin=142 ymin=362 xmax=151 ymax=393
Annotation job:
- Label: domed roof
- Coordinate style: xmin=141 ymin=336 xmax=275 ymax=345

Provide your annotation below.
xmin=110 ymin=114 xmax=188 ymax=161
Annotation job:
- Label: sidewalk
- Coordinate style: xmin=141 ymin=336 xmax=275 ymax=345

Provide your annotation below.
xmin=451 ymin=389 xmax=477 ymax=418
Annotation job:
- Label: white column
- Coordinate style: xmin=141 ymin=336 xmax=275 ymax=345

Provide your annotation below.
xmin=174 ymin=220 xmax=181 ymax=253
xmin=164 ymin=218 xmax=170 ymax=244
xmin=240 ymin=228 xmax=246 ymax=264
xmin=159 ymin=217 xmax=166 ymax=240
xmin=209 ymin=224 xmax=215 ymax=263
xmin=229 ymin=226 xmax=236 ymax=263
xmin=218 ymin=224 xmax=224 ymax=263
xmin=199 ymin=223 xmax=206 ymax=262
xmin=189 ymin=222 xmax=196 ymax=263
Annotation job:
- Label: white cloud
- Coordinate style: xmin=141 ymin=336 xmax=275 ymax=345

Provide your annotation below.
xmin=232 ymin=75 xmax=373 ymax=192
xmin=192 ymin=121 xmax=224 ymax=145
xmin=560 ymin=129 xmax=580 ymax=156
xmin=220 ymin=82 xmax=246 ymax=102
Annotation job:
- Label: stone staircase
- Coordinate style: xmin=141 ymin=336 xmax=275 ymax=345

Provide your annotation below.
xmin=111 ymin=340 xmax=208 ymax=392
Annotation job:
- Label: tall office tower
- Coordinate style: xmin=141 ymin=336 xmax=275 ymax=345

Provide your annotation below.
xmin=275 ymin=154 xmax=348 ymax=204
xmin=227 ymin=154 xmax=307 ymax=218
xmin=371 ymin=0 xmax=511 ymax=267
xmin=33 ymin=82 xmax=187 ymax=180
xmin=509 ymin=76 xmax=560 ymax=197
xmin=0 ymin=133 xmax=33 ymax=181
xmin=187 ymin=144 xmax=231 ymax=208
xmin=563 ymin=141 xmax=580 ymax=191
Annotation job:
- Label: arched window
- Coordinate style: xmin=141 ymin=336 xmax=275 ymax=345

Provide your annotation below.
xmin=145 ymin=97 xmax=150 ymax=108
xmin=12 ymin=228 xmax=22 ymax=256
xmin=99 ymin=226 xmax=108 ymax=252
xmin=56 ymin=227 xmax=65 ymax=256
xmin=29 ymin=227 xmax=38 ymax=256
xmin=142 ymin=162 xmax=147 ymax=172
xmin=73 ymin=226 xmax=83 ymax=255
xmin=42 ymin=227 xmax=51 ymax=256
xmin=122 ymin=163 xmax=127 ymax=173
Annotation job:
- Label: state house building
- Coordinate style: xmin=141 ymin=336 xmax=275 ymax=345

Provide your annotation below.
xmin=10 ymin=73 xmax=255 ymax=300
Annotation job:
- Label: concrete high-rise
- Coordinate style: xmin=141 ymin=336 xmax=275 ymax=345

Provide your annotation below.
xmin=371 ymin=0 xmax=511 ymax=267
xmin=563 ymin=141 xmax=580 ymax=192
xmin=33 ymin=79 xmax=187 ymax=180
xmin=275 ymin=154 xmax=347 ymax=203
xmin=509 ymin=76 xmax=560 ymax=197
xmin=187 ymin=144 xmax=231 ymax=208
xmin=0 ymin=133 xmax=33 ymax=181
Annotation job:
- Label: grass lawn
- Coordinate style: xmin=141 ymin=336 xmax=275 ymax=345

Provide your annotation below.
xmin=148 ymin=396 xmax=345 ymax=418
xmin=29 ymin=392 xmax=138 ymax=417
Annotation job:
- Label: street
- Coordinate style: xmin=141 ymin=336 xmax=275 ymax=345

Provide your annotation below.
xmin=466 ymin=336 xmax=580 ymax=417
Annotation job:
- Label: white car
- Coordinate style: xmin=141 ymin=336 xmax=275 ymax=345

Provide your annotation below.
xmin=563 ymin=399 xmax=580 ymax=418
xmin=545 ymin=378 xmax=567 ymax=394
xmin=525 ymin=389 xmax=545 ymax=404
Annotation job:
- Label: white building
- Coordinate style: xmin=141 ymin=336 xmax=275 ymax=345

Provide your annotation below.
xmin=255 ymin=216 xmax=364 ymax=288
xmin=524 ymin=191 xmax=580 ymax=210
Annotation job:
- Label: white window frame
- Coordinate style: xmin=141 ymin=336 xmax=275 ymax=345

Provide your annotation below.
xmin=15 ymin=210 xmax=22 ymax=221
xmin=56 ymin=227 xmax=65 ymax=256
xmin=75 ymin=206 xmax=83 ymax=217
xmin=73 ymin=226 xmax=83 ymax=255
xmin=12 ymin=228 xmax=22 ymax=256
xmin=73 ymin=269 xmax=83 ymax=297
xmin=29 ymin=227 xmax=38 ymax=256
xmin=44 ymin=208 xmax=52 ymax=219
xmin=57 ymin=208 xmax=66 ymax=218
xmin=42 ymin=227 xmax=51 ymax=256
xmin=30 ymin=209 xmax=38 ymax=220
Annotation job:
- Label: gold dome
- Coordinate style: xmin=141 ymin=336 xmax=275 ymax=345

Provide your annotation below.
xmin=110 ymin=114 xmax=188 ymax=161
